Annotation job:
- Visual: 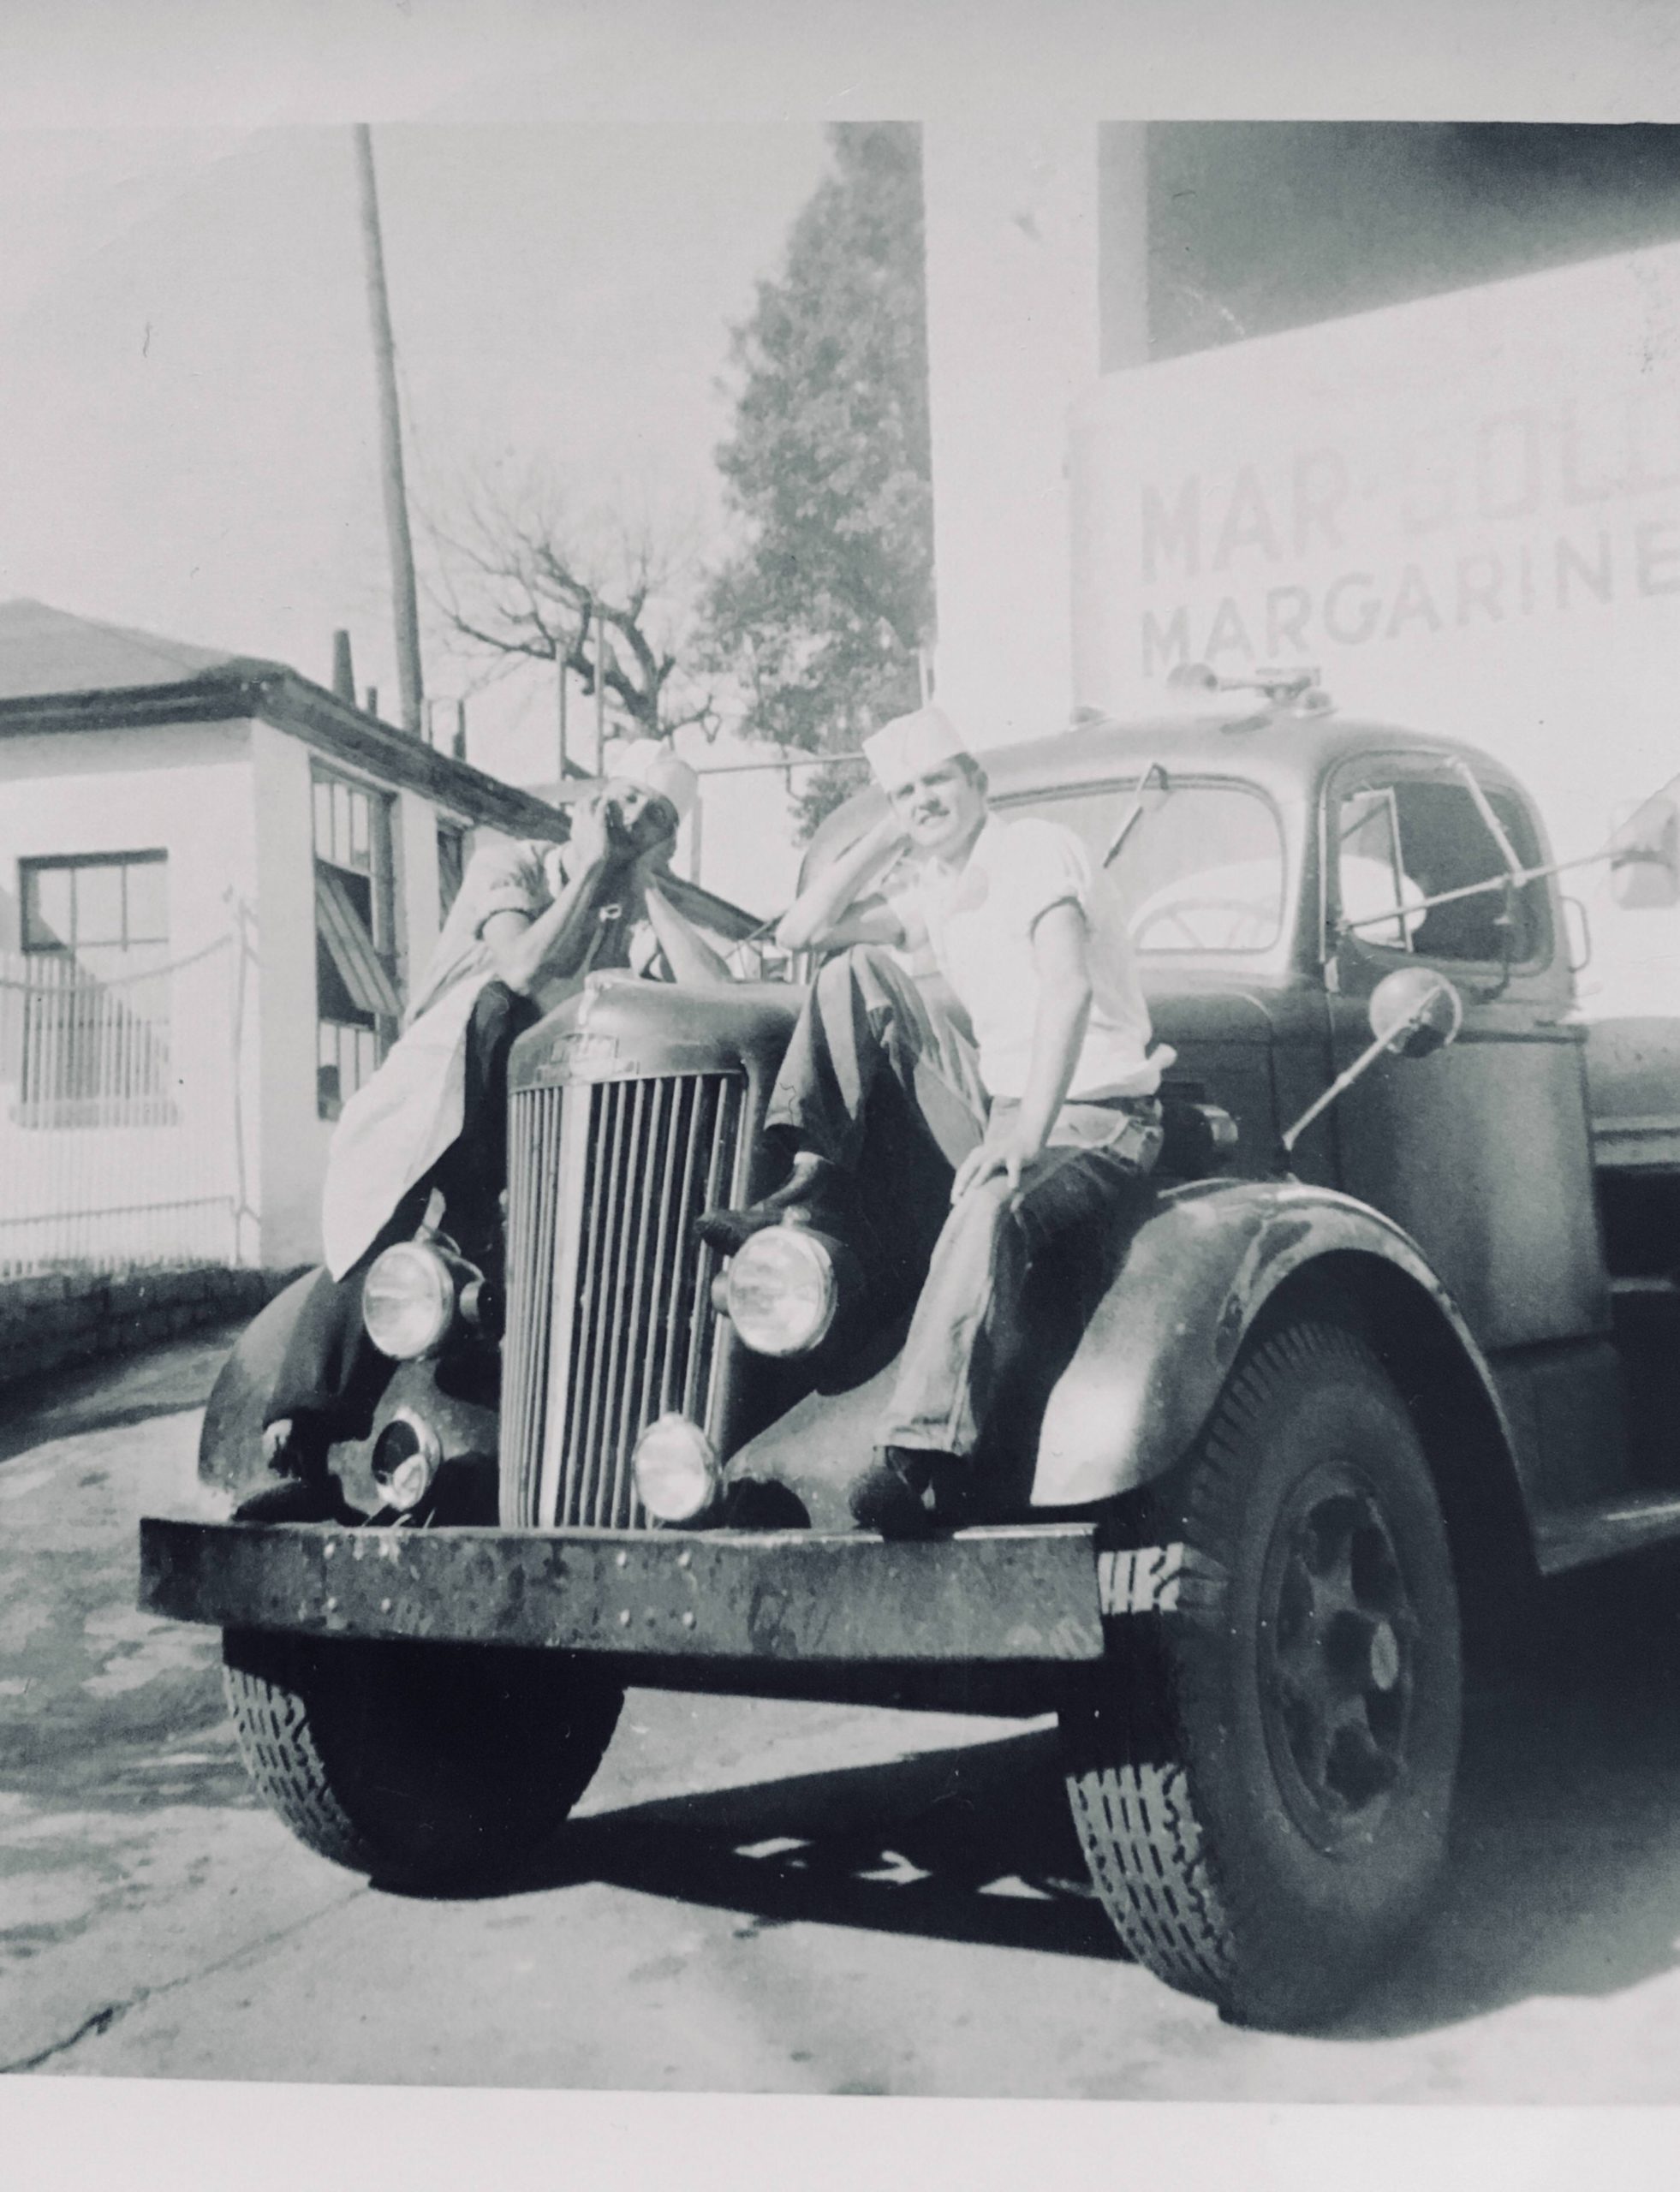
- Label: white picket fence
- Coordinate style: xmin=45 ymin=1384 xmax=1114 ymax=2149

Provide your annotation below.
xmin=0 ymin=939 xmax=242 ymax=1278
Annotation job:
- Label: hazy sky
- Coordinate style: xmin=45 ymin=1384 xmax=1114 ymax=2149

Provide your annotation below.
xmin=0 ymin=122 xmax=831 ymax=906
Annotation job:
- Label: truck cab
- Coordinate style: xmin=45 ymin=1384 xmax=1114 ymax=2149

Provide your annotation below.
xmin=141 ymin=684 xmax=1680 ymax=2030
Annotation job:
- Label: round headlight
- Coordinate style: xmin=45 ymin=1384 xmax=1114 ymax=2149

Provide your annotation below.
xmin=362 ymin=1242 xmax=456 ymax=1360
xmin=724 ymin=1224 xmax=838 ymax=1357
xmin=633 ymin=1414 xmax=720 ymax=1524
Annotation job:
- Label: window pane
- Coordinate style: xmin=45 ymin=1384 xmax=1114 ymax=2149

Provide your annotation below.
xmin=313 ymin=780 xmax=333 ymax=858
xmin=1012 ymin=781 xmax=1286 ymax=953
xmin=22 ymin=865 xmax=72 ymax=950
xmin=74 ymin=862 xmax=123 ymax=945
xmin=124 ymin=858 xmax=169 ymax=943
xmin=1390 ymin=783 xmax=1546 ymax=963
xmin=332 ymin=783 xmax=353 ymax=867
xmin=349 ymin=789 xmax=370 ymax=867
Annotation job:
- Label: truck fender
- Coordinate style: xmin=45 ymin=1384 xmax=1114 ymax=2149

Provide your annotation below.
xmin=1032 ymin=1178 xmax=1519 ymax=1509
xmin=198 ymin=1271 xmax=500 ymax=1518
xmin=198 ymin=1269 xmax=319 ymax=1498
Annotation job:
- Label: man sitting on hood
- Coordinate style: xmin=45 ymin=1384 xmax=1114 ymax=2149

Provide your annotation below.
xmin=700 ymin=706 xmax=1171 ymax=1535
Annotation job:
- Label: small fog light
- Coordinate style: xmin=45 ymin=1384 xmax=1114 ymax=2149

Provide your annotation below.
xmin=724 ymin=1224 xmax=838 ymax=1357
xmin=632 ymin=1415 xmax=720 ymax=1524
xmin=370 ymin=1407 xmax=443 ymax=1512
xmin=363 ymin=1242 xmax=456 ymax=1360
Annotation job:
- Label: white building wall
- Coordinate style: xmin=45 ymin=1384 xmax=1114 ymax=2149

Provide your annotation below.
xmin=0 ymin=721 xmax=256 ymax=1269
xmin=248 ymin=720 xmax=329 ymax=1271
xmin=921 ymin=123 xmax=1101 ymax=750
xmin=395 ymin=785 xmax=448 ymax=997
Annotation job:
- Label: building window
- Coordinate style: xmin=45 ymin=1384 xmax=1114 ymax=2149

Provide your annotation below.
xmin=313 ymin=769 xmax=401 ymax=1119
xmin=16 ymin=851 xmax=172 ymax=1127
xmin=437 ymin=823 xmax=467 ymax=922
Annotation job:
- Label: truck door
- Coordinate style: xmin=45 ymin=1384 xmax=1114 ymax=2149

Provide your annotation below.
xmin=1323 ymin=753 xmax=1609 ymax=1351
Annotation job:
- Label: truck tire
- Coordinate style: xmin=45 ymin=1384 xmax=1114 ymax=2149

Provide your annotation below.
xmin=1061 ymin=1319 xmax=1462 ymax=2029
xmin=223 ymin=1629 xmax=623 ymax=1889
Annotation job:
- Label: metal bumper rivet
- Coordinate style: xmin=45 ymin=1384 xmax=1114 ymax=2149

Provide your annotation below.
xmin=616 ymin=1550 xmax=629 ymax=1569
xmin=617 ymin=1608 xmax=631 ymax=1627
xmin=682 ymin=1610 xmax=696 ymax=1629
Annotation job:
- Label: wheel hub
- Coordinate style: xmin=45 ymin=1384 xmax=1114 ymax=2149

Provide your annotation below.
xmin=1260 ymin=1471 xmax=1419 ymax=1850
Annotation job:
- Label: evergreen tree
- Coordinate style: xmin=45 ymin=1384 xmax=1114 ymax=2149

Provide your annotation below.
xmin=701 ymin=122 xmax=933 ymax=835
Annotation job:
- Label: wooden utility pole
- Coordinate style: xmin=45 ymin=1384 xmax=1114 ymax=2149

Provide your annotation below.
xmin=593 ymin=607 xmax=607 ymax=778
xmin=354 ymin=123 xmax=424 ymax=737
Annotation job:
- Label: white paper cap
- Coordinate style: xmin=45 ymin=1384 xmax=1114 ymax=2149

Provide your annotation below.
xmin=608 ymin=736 xmax=699 ymax=821
xmin=861 ymin=706 xmax=970 ymax=792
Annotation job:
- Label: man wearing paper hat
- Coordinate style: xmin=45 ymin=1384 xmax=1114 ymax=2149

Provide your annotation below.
xmin=699 ymin=704 xmax=1170 ymax=1536
xmin=256 ymin=766 xmax=731 ymax=1505
xmin=610 ymin=734 xmax=700 ymax=821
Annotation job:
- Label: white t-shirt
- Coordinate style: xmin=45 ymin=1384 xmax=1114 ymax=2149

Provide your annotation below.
xmin=899 ymin=814 xmax=1163 ymax=1102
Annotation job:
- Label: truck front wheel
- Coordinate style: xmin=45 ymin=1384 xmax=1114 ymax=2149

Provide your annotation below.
xmin=223 ymin=1630 xmax=623 ymax=1889
xmin=1061 ymin=1319 xmax=1462 ymax=2028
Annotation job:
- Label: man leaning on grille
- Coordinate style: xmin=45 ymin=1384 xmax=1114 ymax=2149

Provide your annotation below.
xmin=254 ymin=751 xmax=733 ymax=1514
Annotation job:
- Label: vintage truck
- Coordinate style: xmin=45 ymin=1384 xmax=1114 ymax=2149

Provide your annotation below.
xmin=140 ymin=674 xmax=1680 ymax=2029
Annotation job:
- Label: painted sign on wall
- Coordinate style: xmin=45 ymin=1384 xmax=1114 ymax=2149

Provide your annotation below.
xmin=1070 ymin=243 xmax=1680 ymax=1015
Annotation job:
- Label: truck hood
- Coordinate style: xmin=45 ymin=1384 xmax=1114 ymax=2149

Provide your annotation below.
xmin=509 ymin=971 xmax=805 ymax=1093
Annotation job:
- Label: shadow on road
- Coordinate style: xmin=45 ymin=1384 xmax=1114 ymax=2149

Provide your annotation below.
xmin=1344 ymin=1544 xmax=1680 ymax=2038
xmin=0 ymin=1322 xmax=241 ymax=1469
xmin=524 ymin=1729 xmax=1118 ymax=1962
xmin=417 ymin=1546 xmax=1680 ymax=2033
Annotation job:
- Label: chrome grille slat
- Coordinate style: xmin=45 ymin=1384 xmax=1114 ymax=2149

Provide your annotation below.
xmin=572 ymin=1084 xmax=626 ymax=1527
xmin=644 ymin=1080 xmax=686 ymax=1420
xmin=499 ymin=1086 xmax=564 ymax=1525
xmin=607 ymin=1079 xmax=667 ymax=1528
xmin=501 ymin=1069 xmax=744 ymax=1528
xmin=684 ymin=1085 xmax=736 ymax=1420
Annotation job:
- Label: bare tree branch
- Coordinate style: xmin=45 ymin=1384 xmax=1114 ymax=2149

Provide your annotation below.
xmin=423 ymin=461 xmax=718 ymax=749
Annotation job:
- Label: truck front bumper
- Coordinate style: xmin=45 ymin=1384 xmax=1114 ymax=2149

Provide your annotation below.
xmin=138 ymin=1516 xmax=1161 ymax=1667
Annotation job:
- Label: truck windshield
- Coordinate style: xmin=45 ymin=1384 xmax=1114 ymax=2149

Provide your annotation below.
xmin=1005 ymin=779 xmax=1287 ymax=953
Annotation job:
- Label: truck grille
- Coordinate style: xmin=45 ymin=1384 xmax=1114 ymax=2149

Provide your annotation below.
xmin=501 ymin=1073 xmax=744 ymax=1527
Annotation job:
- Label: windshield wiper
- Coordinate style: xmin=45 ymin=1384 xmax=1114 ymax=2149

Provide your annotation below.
xmin=1103 ymin=760 xmax=1170 ymax=869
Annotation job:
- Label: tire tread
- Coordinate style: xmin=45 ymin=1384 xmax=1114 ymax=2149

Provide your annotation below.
xmin=1063 ymin=1318 xmax=1457 ymax=2022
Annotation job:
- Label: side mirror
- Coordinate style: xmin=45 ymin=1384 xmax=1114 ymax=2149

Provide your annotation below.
xmin=1282 ymin=966 xmax=1463 ymax=1159
xmin=1610 ymin=795 xmax=1680 ymax=909
xmin=1368 ymin=965 xmax=1464 ymax=1058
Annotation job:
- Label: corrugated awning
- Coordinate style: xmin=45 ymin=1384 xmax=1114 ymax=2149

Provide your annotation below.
xmin=314 ymin=867 xmax=402 ymax=1020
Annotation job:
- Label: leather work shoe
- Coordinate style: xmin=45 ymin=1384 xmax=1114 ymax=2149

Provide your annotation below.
xmin=849 ymin=1446 xmax=943 ymax=1538
xmin=696 ymin=1150 xmax=840 ymax=1255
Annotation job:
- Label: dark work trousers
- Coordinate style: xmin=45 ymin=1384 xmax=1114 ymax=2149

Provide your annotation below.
xmin=766 ymin=946 xmax=1162 ymax=1462
xmin=265 ymin=980 xmax=539 ymax=1442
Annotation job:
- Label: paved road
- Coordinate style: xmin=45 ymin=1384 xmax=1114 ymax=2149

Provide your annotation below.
xmin=8 ymin=1325 xmax=1680 ymax=2100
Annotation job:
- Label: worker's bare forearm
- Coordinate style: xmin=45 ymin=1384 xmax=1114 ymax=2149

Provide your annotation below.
xmin=775 ymin=819 xmax=906 ymax=952
xmin=642 ymin=883 xmax=733 ymax=986
xmin=494 ymin=855 xmax=617 ymax=992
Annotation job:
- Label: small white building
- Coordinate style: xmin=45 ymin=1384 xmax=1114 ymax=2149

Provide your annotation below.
xmin=0 ymin=599 xmax=567 ymax=1275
